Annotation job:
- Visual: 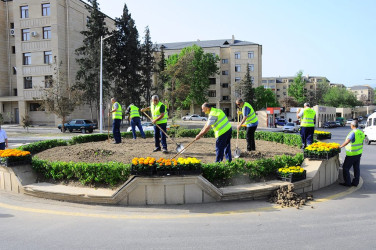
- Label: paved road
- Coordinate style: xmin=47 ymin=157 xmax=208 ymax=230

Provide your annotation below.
xmin=0 ymin=125 xmax=375 ymax=249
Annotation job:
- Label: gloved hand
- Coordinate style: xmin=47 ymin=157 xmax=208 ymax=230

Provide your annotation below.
xmin=237 ymin=110 xmax=242 ymax=115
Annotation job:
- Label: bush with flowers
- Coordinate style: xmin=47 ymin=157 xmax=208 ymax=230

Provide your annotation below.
xmin=277 ymin=165 xmax=306 ymax=182
xmin=304 ymin=142 xmax=340 ymax=159
xmin=314 ymin=130 xmax=331 ymax=140
xmin=0 ymin=149 xmax=31 ymax=166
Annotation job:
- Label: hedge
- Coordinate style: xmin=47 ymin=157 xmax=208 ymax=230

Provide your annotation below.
xmin=20 ymin=129 xmax=304 ymax=187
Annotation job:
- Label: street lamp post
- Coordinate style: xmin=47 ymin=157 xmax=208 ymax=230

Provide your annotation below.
xmin=99 ymin=34 xmax=113 ymax=134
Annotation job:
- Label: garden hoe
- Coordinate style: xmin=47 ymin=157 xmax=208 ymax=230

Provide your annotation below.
xmin=171 ymin=138 xmax=197 ymax=159
xmin=234 ymin=111 xmax=241 ymax=158
xmin=107 ymin=110 xmax=111 ymax=143
xmin=142 ymin=111 xmax=184 ymax=153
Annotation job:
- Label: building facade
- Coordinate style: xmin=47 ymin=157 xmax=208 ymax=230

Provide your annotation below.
xmin=348 ymin=85 xmax=375 ymax=105
xmin=0 ymin=0 xmax=114 ymax=125
xmin=261 ymin=75 xmax=330 ymax=103
xmin=156 ymin=36 xmax=262 ymax=120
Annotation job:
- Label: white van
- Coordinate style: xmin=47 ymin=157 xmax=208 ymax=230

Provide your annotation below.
xmin=364 ymin=112 xmax=376 ymax=145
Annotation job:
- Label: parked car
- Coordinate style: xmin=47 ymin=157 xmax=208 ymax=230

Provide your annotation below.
xmin=58 ymin=119 xmax=97 ymax=133
xmin=283 ymin=122 xmax=299 ymax=133
xmin=346 ymin=119 xmax=353 ymax=125
xmin=336 ymin=117 xmax=345 ymax=126
xmin=182 ymin=114 xmax=207 ymax=121
xmin=276 ymin=119 xmax=287 ymax=126
xmin=364 ymin=112 xmax=376 ymax=144
xmin=358 ymin=116 xmax=363 ymax=121
xmin=126 ymin=122 xmax=170 ymax=134
xmin=359 ymin=121 xmax=366 ymax=129
xmin=323 ymin=121 xmax=337 ymax=128
xmin=336 ymin=121 xmax=341 ymax=127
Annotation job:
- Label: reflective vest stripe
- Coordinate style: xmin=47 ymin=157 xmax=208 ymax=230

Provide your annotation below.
xmin=242 ymin=102 xmax=258 ymax=125
xmin=209 ymin=108 xmax=231 ymax=138
xmin=213 ymin=116 xmax=227 ymax=129
xmin=151 ymin=101 xmax=168 ymax=124
xmin=301 ymin=108 xmax=315 ymax=127
xmin=345 ymin=129 xmax=365 ymax=156
xmin=129 ymin=105 xmax=140 ymax=119
xmin=112 ymin=102 xmax=122 ymax=120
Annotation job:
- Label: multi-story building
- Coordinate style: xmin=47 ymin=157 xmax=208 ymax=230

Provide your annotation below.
xmin=0 ymin=0 xmax=114 ymax=125
xmin=348 ymin=85 xmax=375 ymax=105
xmin=261 ymin=75 xmax=330 ymax=103
xmin=156 ymin=36 xmax=262 ymax=119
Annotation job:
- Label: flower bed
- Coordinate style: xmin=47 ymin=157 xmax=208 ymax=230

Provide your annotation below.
xmin=0 ymin=149 xmax=32 ymax=167
xmin=131 ymin=157 xmax=202 ymax=176
xmin=277 ymin=166 xmax=306 ymax=183
xmin=304 ymin=142 xmax=340 ymax=160
xmin=314 ymin=130 xmax=331 ymax=140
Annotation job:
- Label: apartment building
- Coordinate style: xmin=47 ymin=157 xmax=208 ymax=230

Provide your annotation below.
xmin=156 ymin=36 xmax=262 ymax=119
xmin=348 ymin=85 xmax=375 ymax=105
xmin=261 ymin=75 xmax=330 ymax=103
xmin=0 ymin=0 xmax=114 ymax=125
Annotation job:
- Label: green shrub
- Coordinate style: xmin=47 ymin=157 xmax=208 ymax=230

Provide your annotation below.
xmin=18 ymin=139 xmax=68 ymax=154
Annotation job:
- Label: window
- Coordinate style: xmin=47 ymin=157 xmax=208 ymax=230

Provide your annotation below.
xmin=209 ymin=78 xmax=216 ymax=85
xmin=251 ymin=76 xmax=255 ymax=82
xmin=223 ymin=96 xmax=229 ymax=101
xmin=283 ymin=86 xmax=286 ymax=89
xmin=235 ymin=52 xmax=240 ymax=59
xmin=208 ymin=90 xmax=216 ymax=97
xmin=44 ymin=75 xmax=53 ymax=88
xmin=222 ymin=70 xmax=229 ymax=75
xmin=283 ymin=92 xmax=286 ymax=95
xmin=22 ymin=29 xmax=30 ymax=41
xmin=13 ymin=88 xmax=17 ymax=96
xmin=222 ymin=59 xmax=228 ymax=64
xmin=24 ymin=77 xmax=32 ymax=89
xmin=43 ymin=26 xmax=51 ymax=39
xmin=222 ymin=83 xmax=229 ymax=88
xmin=20 ymin=6 xmax=29 ymax=19
xmin=211 ymin=53 xmax=216 ymax=57
xmin=42 ymin=3 xmax=50 ymax=16
xmin=44 ymin=51 xmax=52 ymax=64
xmin=289 ymin=79 xmax=293 ymax=82
xmin=12 ymin=46 xmax=15 ymax=54
xmin=262 ymin=80 xmax=267 ymax=83
xmin=30 ymin=103 xmax=43 ymax=111
xmin=23 ymin=53 xmax=31 ymax=65
xmin=235 ymin=64 xmax=241 ymax=72
xmin=10 ymin=23 xmax=14 ymax=29
xmin=235 ymin=77 xmax=241 ymax=82
xmin=248 ymin=64 xmax=254 ymax=72
xmin=277 ymin=95 xmax=280 ymax=98
xmin=13 ymin=67 xmax=16 ymax=75
xmin=277 ymin=89 xmax=280 ymax=91
xmin=248 ymin=51 xmax=254 ymax=59
xmin=268 ymin=80 xmax=274 ymax=83
xmin=310 ymin=85 xmax=313 ymax=89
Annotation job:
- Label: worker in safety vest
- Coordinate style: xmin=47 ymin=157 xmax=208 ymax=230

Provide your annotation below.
xmin=339 ymin=120 xmax=365 ymax=187
xmin=196 ymin=102 xmax=232 ymax=162
xmin=125 ymin=104 xmax=146 ymax=140
xmin=141 ymin=95 xmax=168 ymax=153
xmin=297 ymin=103 xmax=316 ymax=149
xmin=109 ymin=97 xmax=122 ymax=144
xmin=236 ymin=98 xmax=258 ymax=151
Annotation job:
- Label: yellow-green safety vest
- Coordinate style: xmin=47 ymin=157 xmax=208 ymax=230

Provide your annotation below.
xmin=209 ymin=108 xmax=232 ymax=138
xmin=242 ymin=102 xmax=258 ymax=125
xmin=345 ymin=129 xmax=365 ymax=156
xmin=129 ymin=105 xmax=140 ymax=119
xmin=151 ymin=101 xmax=168 ymax=124
xmin=112 ymin=102 xmax=122 ymax=120
xmin=301 ymin=108 xmax=316 ymax=127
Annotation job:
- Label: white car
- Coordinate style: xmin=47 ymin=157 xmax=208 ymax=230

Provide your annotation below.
xmin=283 ymin=122 xmax=299 ymax=133
xmin=346 ymin=119 xmax=353 ymax=125
xmin=126 ymin=122 xmax=154 ymax=133
xmin=364 ymin=112 xmax=376 ymax=145
xmin=182 ymin=114 xmax=207 ymax=121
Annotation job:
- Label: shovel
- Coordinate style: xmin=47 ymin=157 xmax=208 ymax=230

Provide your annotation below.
xmin=142 ymin=111 xmax=184 ymax=153
xmin=171 ymin=139 xmax=197 ymax=159
xmin=234 ymin=111 xmax=241 ymax=158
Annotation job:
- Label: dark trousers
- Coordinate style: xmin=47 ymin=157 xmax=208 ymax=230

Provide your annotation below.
xmin=0 ymin=142 xmax=5 ymax=150
xmin=300 ymin=126 xmax=314 ymax=148
xmin=154 ymin=123 xmax=167 ymax=150
xmin=342 ymin=154 xmax=361 ymax=186
xmin=246 ymin=126 xmax=257 ymax=151
xmin=216 ymin=128 xmax=232 ymax=163
xmin=131 ymin=117 xmax=146 ymax=139
xmin=112 ymin=119 xmax=121 ymax=143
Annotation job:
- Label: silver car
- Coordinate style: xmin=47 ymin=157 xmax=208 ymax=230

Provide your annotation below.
xmin=182 ymin=114 xmax=207 ymax=121
xmin=283 ymin=122 xmax=299 ymax=133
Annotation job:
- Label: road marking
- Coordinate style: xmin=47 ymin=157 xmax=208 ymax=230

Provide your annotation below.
xmin=0 ymin=179 xmax=362 ymax=219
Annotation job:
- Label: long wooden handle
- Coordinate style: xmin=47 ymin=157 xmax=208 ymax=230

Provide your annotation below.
xmin=236 ymin=110 xmax=240 ymax=147
xmin=107 ymin=112 xmax=110 ymax=141
xmin=171 ymin=139 xmax=197 ymax=159
xmin=142 ymin=111 xmax=173 ymax=141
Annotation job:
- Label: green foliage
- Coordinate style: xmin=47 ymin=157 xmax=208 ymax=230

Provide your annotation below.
xmin=140 ymin=26 xmax=155 ymax=106
xmin=322 ymin=86 xmax=361 ymax=108
xmin=18 ymin=139 xmax=68 ymax=154
xmin=235 ymin=63 xmax=255 ymax=106
xmin=288 ymin=70 xmax=307 ymax=106
xmin=254 ymin=86 xmax=279 ymax=110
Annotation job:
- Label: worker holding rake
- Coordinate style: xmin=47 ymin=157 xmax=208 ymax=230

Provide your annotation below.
xmin=236 ymin=98 xmax=258 ymax=151
xmin=195 ymin=103 xmax=232 ymax=162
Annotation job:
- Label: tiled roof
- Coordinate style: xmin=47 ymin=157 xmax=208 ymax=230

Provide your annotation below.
xmin=349 ymin=85 xmax=371 ymax=90
xmin=157 ymin=39 xmax=258 ymax=50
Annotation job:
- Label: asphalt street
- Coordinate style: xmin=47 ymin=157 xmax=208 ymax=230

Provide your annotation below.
xmin=0 ymin=124 xmax=375 ymax=249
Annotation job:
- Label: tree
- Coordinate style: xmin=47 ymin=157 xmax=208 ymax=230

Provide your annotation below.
xmin=38 ymin=59 xmax=81 ymax=132
xmin=254 ymin=86 xmax=279 ymax=111
xmin=235 ymin=63 xmax=255 ymax=106
xmin=107 ymin=3 xmax=141 ymax=107
xmin=75 ymin=0 xmax=109 ymax=121
xmin=288 ymin=70 xmax=307 ymax=106
xmin=140 ymin=26 xmax=155 ymax=106
xmin=322 ymin=87 xmax=361 ymax=107
xmin=280 ymin=96 xmax=298 ymax=112
xmin=307 ymin=80 xmax=330 ymax=106
xmin=154 ymin=46 xmax=167 ymax=98
xmin=163 ymin=45 xmax=219 ymax=113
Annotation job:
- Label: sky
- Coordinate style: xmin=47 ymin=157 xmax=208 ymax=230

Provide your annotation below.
xmin=87 ymin=0 xmax=376 ymax=88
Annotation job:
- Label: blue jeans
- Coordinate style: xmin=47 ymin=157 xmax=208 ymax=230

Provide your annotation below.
xmin=131 ymin=117 xmax=145 ymax=139
xmin=342 ymin=154 xmax=361 ymax=186
xmin=216 ymin=128 xmax=232 ymax=163
xmin=112 ymin=119 xmax=121 ymax=143
xmin=300 ymin=126 xmax=314 ymax=148
xmin=154 ymin=123 xmax=167 ymax=150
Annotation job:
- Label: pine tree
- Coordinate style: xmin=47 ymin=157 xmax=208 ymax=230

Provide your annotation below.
xmin=74 ymin=0 xmax=109 ymax=120
xmin=238 ymin=63 xmax=255 ymax=106
xmin=107 ymin=3 xmax=141 ymax=107
xmin=140 ymin=26 xmax=155 ymax=106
